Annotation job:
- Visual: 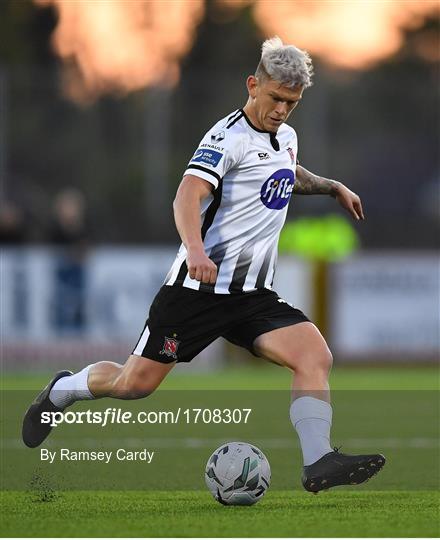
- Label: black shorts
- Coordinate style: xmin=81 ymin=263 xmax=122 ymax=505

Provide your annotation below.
xmin=132 ymin=285 xmax=309 ymax=363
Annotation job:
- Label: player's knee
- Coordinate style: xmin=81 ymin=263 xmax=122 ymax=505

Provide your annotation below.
xmin=112 ymin=372 xmax=160 ymax=399
xmin=318 ymin=348 xmax=333 ymax=374
xmin=310 ymin=347 xmax=333 ymax=375
xmin=290 ymin=347 xmax=333 ymax=376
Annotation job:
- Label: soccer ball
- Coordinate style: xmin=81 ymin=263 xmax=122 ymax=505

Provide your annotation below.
xmin=205 ymin=442 xmax=271 ymax=506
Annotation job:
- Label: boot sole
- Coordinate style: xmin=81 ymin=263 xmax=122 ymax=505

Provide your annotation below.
xmin=303 ymin=454 xmax=386 ymax=493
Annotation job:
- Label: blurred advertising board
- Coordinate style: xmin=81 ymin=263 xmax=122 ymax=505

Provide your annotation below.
xmin=1 ymin=247 xmax=175 ymax=342
xmin=2 ymin=248 xmax=438 ymax=364
xmin=330 ymin=253 xmax=440 ymax=360
xmin=1 ymin=248 xmax=311 ymax=341
xmin=0 ymin=248 xmax=311 ymax=370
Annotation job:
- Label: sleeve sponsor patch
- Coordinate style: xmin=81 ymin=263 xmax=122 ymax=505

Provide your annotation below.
xmin=190 ymin=149 xmax=224 ymax=168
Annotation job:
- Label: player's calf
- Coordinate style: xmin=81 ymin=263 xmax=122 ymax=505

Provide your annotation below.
xmin=108 ymin=373 xmax=158 ymax=399
xmin=22 ymin=355 xmax=174 ymax=448
xmin=104 ymin=355 xmax=175 ymax=399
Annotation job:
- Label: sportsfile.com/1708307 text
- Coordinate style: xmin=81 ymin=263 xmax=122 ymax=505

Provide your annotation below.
xmin=40 ymin=407 xmax=253 ymax=427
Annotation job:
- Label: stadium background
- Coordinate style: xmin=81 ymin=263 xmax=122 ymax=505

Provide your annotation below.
xmin=0 ymin=1 xmax=439 ymax=537
xmin=0 ymin=0 xmax=440 ymax=370
xmin=1 ymin=0 xmax=439 ymax=370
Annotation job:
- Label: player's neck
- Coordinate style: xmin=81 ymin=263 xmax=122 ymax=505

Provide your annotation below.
xmin=242 ymin=102 xmax=265 ymax=131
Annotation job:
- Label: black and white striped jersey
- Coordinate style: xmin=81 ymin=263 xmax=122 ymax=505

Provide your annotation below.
xmin=164 ymin=109 xmax=298 ymax=294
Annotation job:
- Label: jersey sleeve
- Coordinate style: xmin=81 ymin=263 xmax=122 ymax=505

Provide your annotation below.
xmin=183 ymin=123 xmax=245 ymax=189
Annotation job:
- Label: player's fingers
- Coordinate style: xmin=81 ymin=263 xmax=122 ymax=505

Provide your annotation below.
xmin=347 ymin=201 xmax=360 ymax=221
xmin=194 ymin=267 xmax=203 ymax=282
xmin=209 ymin=267 xmax=217 ymax=284
xmin=201 ymin=268 xmax=211 ymax=283
xmin=355 ymin=199 xmax=365 ymax=220
xmin=188 ymin=265 xmax=196 ymax=280
xmin=351 ymin=202 xmax=362 ymax=221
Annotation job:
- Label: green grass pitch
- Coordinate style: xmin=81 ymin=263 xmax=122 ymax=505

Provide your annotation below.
xmin=1 ymin=365 xmax=439 ymax=537
xmin=1 ymin=490 xmax=438 ymax=537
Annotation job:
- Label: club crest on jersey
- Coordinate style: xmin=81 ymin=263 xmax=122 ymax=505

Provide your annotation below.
xmin=287 ymin=147 xmax=295 ymax=165
xmin=260 ymin=169 xmax=295 ymax=210
xmin=160 ymin=336 xmax=180 ymax=359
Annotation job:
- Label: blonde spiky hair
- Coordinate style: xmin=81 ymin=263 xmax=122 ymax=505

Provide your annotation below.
xmin=256 ymin=36 xmax=313 ymax=88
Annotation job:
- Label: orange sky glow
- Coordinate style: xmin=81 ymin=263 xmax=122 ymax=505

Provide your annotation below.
xmin=246 ymin=0 xmax=439 ymax=69
xmin=35 ymin=0 xmax=205 ymax=103
xmin=35 ymin=0 xmax=439 ymax=103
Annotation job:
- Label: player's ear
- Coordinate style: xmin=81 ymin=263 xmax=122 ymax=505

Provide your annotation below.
xmin=246 ymin=76 xmax=258 ymax=99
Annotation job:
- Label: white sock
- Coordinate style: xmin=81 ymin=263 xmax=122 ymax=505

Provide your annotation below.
xmin=49 ymin=365 xmax=95 ymax=409
xmin=290 ymin=396 xmax=333 ymax=466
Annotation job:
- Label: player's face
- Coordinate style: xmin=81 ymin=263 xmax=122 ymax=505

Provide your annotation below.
xmin=247 ymin=76 xmax=304 ymax=132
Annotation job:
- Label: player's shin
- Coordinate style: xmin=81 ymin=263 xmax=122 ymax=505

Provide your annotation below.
xmin=290 ymin=395 xmax=333 ymax=466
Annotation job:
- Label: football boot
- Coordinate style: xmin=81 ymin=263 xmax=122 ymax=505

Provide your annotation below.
xmin=302 ymin=447 xmax=386 ymax=493
xmin=22 ymin=370 xmax=73 ymax=448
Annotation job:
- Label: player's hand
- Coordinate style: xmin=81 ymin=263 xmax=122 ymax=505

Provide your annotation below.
xmin=333 ymin=183 xmax=365 ymax=221
xmin=187 ymin=247 xmax=218 ymax=284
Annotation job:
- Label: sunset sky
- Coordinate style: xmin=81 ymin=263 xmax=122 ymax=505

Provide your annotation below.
xmin=35 ymin=0 xmax=439 ymax=103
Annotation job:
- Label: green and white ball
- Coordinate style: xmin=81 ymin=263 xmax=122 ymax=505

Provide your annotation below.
xmin=205 ymin=442 xmax=271 ymax=506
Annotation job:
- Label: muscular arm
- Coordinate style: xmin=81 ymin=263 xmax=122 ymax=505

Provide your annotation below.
xmin=173 ymin=175 xmax=218 ymax=283
xmin=294 ymin=165 xmax=340 ymax=196
xmin=294 ymin=165 xmax=365 ymax=220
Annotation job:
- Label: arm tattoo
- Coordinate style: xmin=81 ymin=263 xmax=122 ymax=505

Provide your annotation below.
xmin=294 ymin=165 xmax=340 ymax=196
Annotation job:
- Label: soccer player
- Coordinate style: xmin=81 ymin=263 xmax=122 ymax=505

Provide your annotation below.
xmin=23 ymin=37 xmax=385 ymax=492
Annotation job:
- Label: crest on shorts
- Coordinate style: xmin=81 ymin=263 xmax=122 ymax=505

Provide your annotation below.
xmin=160 ymin=336 xmax=180 ymax=359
